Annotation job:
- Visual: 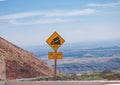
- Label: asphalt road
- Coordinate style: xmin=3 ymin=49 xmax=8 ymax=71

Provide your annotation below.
xmin=3 ymin=81 xmax=120 ymax=85
xmin=0 ymin=81 xmax=5 ymax=85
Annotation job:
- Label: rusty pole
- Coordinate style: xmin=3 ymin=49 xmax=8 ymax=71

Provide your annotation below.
xmin=54 ymin=50 xmax=57 ymax=81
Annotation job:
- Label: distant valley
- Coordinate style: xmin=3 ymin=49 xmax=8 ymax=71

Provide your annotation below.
xmin=23 ymin=41 xmax=120 ymax=75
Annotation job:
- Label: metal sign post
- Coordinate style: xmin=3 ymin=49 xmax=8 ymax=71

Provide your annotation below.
xmin=54 ymin=50 xmax=57 ymax=80
xmin=46 ymin=32 xmax=65 ymax=81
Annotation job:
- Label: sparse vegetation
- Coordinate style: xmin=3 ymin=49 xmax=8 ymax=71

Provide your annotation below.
xmin=31 ymin=70 xmax=120 ymax=81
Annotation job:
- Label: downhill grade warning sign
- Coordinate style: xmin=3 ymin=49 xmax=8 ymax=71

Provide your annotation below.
xmin=46 ymin=32 xmax=65 ymax=51
xmin=46 ymin=32 xmax=65 ymax=80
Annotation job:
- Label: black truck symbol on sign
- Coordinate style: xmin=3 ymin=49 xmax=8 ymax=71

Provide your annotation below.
xmin=51 ymin=37 xmax=61 ymax=45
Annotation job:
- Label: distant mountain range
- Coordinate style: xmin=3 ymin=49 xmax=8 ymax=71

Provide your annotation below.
xmin=23 ymin=40 xmax=120 ymax=75
xmin=23 ymin=40 xmax=120 ymax=59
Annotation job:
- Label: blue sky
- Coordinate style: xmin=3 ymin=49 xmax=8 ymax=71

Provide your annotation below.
xmin=0 ymin=0 xmax=120 ymax=46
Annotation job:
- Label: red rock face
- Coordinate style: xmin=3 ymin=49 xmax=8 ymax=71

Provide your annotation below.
xmin=5 ymin=60 xmax=45 ymax=80
xmin=0 ymin=37 xmax=54 ymax=80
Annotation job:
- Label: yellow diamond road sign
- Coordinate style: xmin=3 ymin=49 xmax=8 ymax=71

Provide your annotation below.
xmin=46 ymin=32 xmax=65 ymax=51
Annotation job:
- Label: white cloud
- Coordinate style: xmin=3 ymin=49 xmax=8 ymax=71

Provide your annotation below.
xmin=0 ymin=9 xmax=96 ymax=20
xmin=9 ymin=18 xmax=73 ymax=25
xmin=44 ymin=9 xmax=96 ymax=17
xmin=0 ymin=9 xmax=97 ymax=25
xmin=0 ymin=12 xmax=43 ymax=19
xmin=88 ymin=1 xmax=120 ymax=7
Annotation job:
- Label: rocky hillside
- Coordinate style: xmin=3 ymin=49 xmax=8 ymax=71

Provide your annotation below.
xmin=0 ymin=37 xmax=54 ymax=80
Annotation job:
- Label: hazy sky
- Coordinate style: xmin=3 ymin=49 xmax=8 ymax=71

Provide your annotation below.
xmin=0 ymin=0 xmax=120 ymax=46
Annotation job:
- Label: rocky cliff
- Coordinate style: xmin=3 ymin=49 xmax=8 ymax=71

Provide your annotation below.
xmin=0 ymin=37 xmax=54 ymax=80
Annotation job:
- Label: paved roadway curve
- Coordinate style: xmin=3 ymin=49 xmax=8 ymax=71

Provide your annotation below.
xmin=3 ymin=81 xmax=120 ymax=85
xmin=0 ymin=81 xmax=5 ymax=85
